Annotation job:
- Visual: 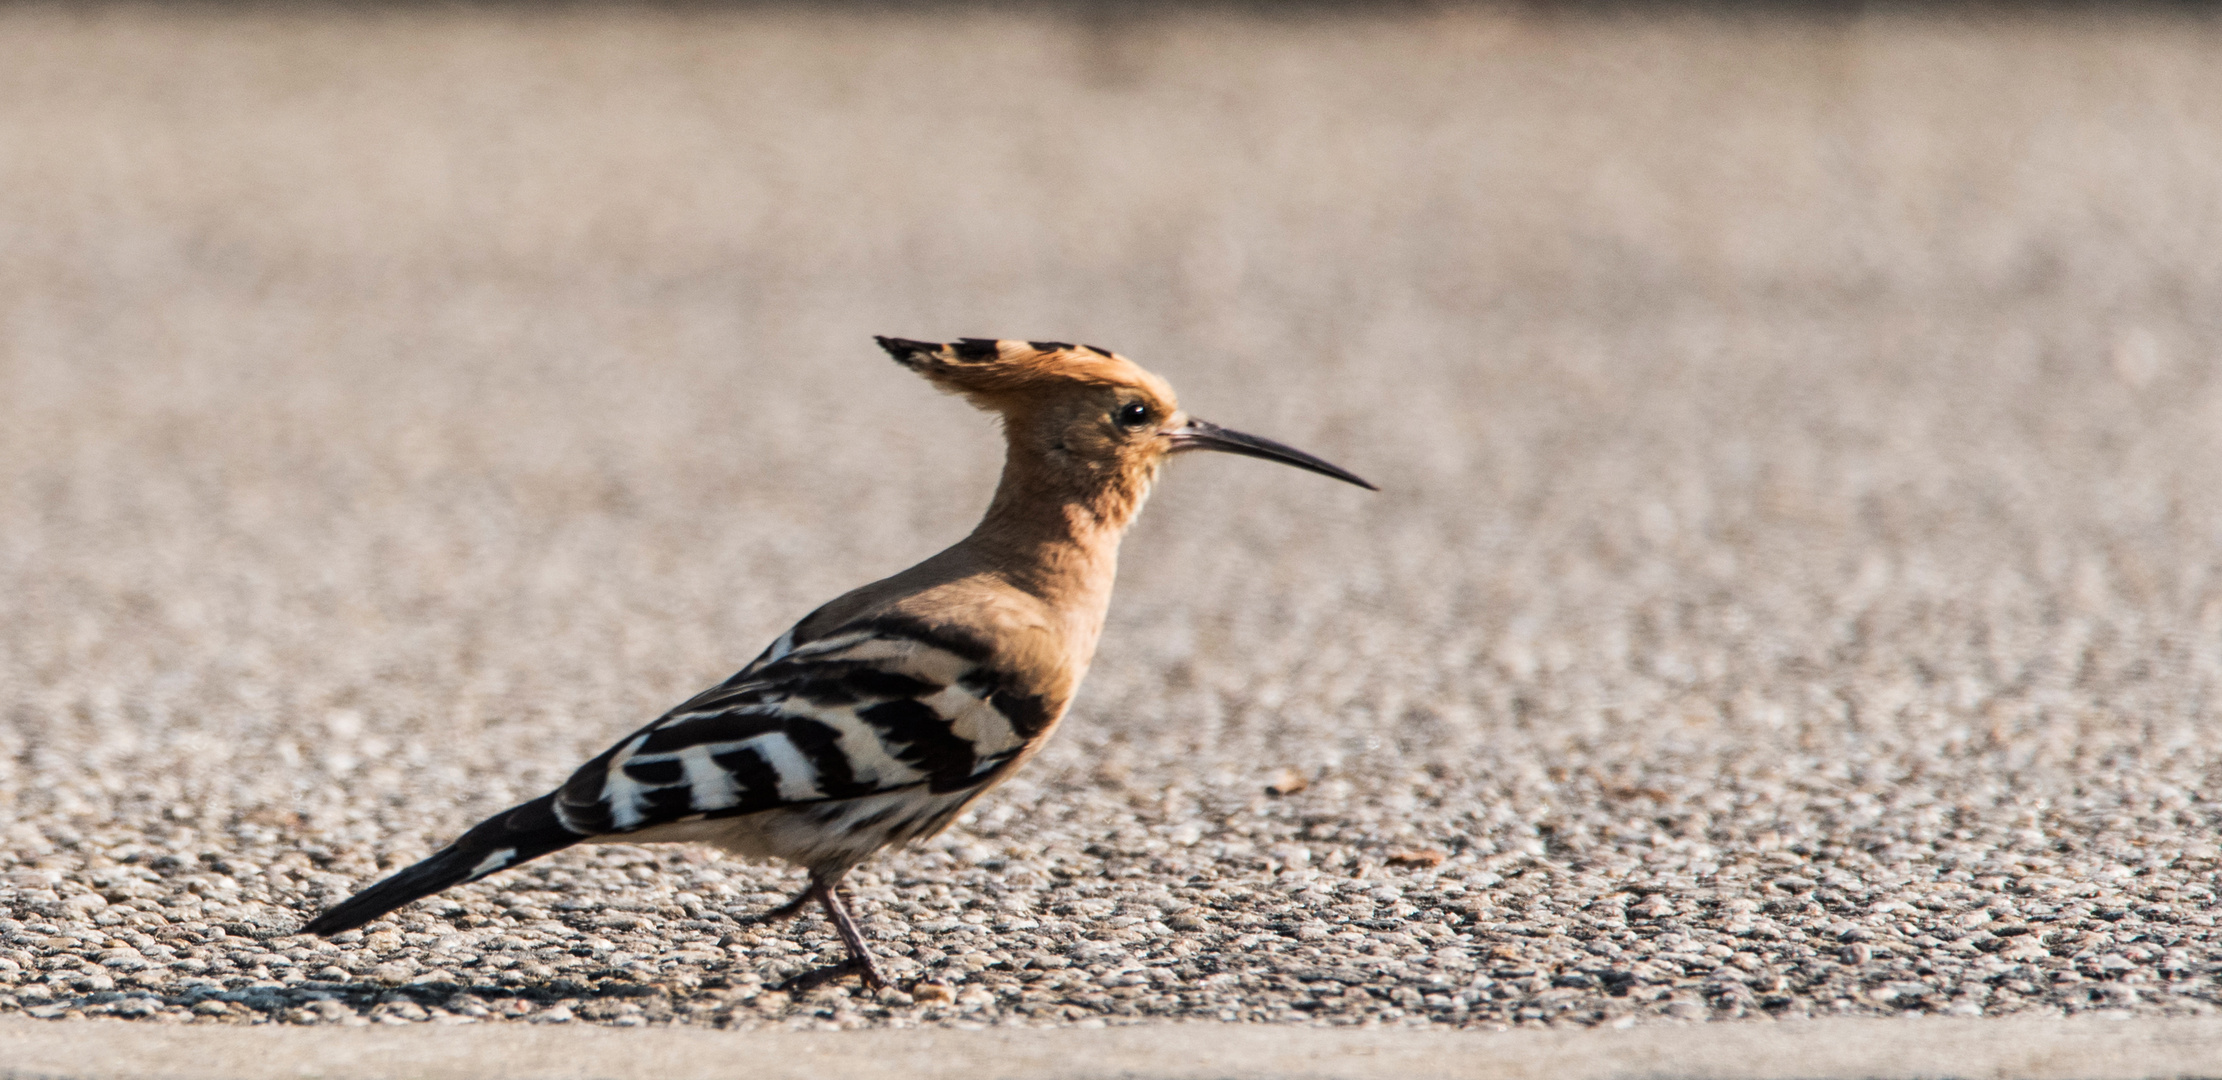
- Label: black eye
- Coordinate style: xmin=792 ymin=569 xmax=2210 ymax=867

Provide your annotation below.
xmin=1116 ymin=402 xmax=1152 ymax=429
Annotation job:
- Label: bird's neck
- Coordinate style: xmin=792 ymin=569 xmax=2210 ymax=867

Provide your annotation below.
xmin=961 ymin=450 xmax=1153 ymax=612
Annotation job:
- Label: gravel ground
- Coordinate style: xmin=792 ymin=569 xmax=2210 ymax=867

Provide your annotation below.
xmin=3 ymin=4 xmax=2222 ymax=1033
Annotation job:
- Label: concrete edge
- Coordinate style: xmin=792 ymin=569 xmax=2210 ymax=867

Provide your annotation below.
xmin=4 ymin=1015 xmax=2222 ymax=1080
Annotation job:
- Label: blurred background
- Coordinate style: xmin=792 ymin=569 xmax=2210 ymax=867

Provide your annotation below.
xmin=2 ymin=0 xmax=2221 ymax=1025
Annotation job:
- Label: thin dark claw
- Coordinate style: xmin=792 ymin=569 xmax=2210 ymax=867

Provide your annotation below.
xmin=776 ymin=957 xmax=879 ymax=993
xmin=741 ymin=886 xmax=816 ymax=925
xmin=852 ymin=958 xmax=887 ymax=992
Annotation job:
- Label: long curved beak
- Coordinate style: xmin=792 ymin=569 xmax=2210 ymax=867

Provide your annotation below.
xmin=1165 ymin=418 xmax=1377 ymax=491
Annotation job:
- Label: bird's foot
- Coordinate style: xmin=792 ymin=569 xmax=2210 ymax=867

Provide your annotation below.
xmin=775 ymin=957 xmax=885 ymax=993
xmin=738 ymin=888 xmax=816 ymax=926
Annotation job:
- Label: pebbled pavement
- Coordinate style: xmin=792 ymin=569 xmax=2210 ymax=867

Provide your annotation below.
xmin=2 ymin=3 xmax=2221 ymax=1041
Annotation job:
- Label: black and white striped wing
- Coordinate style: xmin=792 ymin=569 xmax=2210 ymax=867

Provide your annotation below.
xmin=550 ymin=618 xmax=1055 ymax=837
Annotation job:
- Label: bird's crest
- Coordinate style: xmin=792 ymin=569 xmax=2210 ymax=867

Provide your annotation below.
xmin=875 ymin=337 xmax=1165 ymax=403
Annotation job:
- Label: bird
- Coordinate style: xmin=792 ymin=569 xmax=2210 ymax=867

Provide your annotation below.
xmin=297 ymin=336 xmax=1374 ymax=990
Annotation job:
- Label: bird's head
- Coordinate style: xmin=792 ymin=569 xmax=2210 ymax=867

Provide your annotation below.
xmin=876 ymin=337 xmax=1375 ymax=504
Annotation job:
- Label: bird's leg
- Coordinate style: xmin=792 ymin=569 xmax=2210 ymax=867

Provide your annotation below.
xmin=814 ymin=880 xmax=887 ymax=990
xmin=773 ymin=874 xmax=886 ymax=992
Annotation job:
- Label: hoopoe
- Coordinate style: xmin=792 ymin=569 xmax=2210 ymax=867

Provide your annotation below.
xmin=300 ymin=337 xmax=1372 ymax=989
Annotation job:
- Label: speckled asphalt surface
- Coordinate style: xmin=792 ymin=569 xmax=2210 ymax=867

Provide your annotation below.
xmin=3 ymin=4 xmax=2222 ymax=1061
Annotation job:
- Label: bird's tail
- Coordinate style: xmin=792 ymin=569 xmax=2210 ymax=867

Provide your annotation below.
xmin=300 ymin=793 xmax=580 ymax=936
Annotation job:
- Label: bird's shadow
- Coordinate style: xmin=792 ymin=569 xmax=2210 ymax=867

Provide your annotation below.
xmin=13 ymin=965 xmax=860 ymax=1023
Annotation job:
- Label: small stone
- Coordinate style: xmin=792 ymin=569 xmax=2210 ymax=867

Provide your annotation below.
xmin=1265 ymin=769 xmax=1310 ymax=797
xmin=911 ymin=982 xmax=954 ymax=1004
xmin=373 ymin=1000 xmax=430 ymax=1023
xmin=1386 ymin=850 xmax=1447 ymax=869
xmin=300 ymin=999 xmax=358 ymax=1024
xmin=446 ymin=995 xmax=493 ymax=1018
